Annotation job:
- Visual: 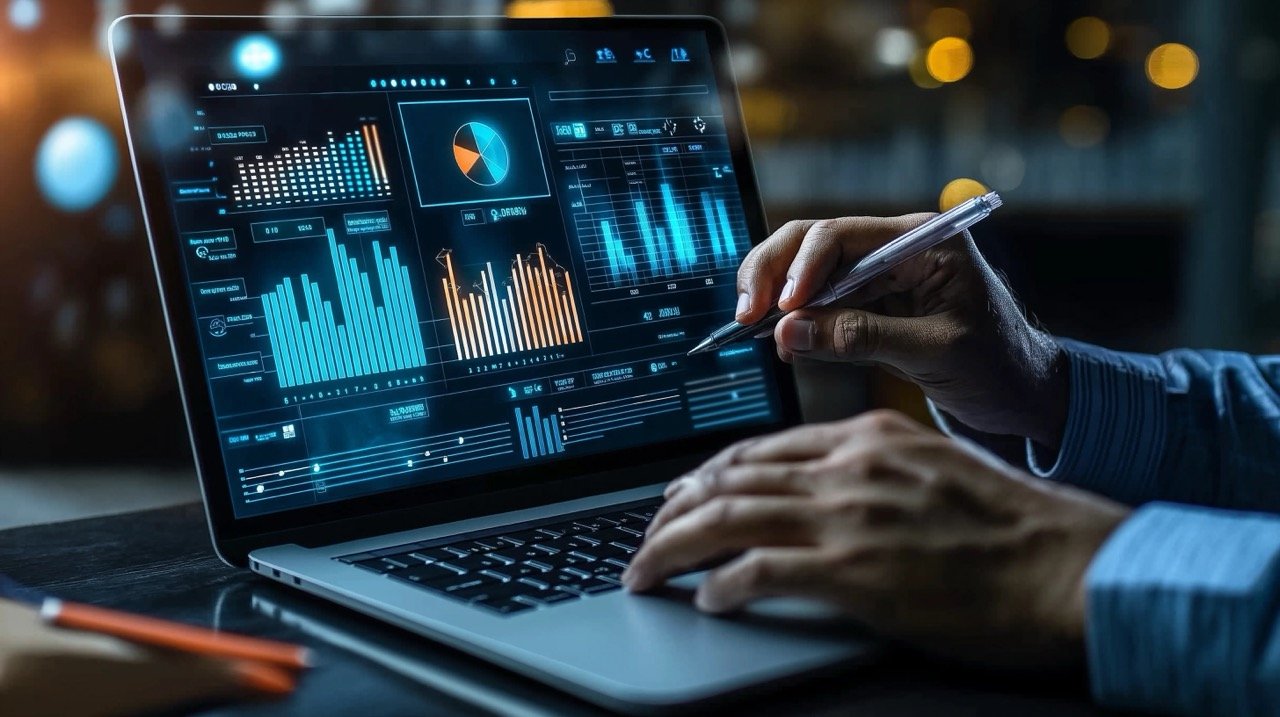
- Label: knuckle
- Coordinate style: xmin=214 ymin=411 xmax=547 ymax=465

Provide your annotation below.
xmin=779 ymin=219 xmax=808 ymax=237
xmin=701 ymin=467 xmax=726 ymax=496
xmin=701 ymin=496 xmax=737 ymax=530
xmin=831 ymin=312 xmax=872 ymax=360
xmin=855 ymin=409 xmax=906 ymax=434
xmin=736 ymin=552 xmax=773 ymax=588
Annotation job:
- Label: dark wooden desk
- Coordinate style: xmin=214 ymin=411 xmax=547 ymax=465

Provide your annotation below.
xmin=0 ymin=504 xmax=1113 ymax=716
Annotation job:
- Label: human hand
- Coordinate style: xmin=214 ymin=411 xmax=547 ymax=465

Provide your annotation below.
xmin=623 ymin=411 xmax=1129 ymax=668
xmin=736 ymin=215 xmax=1067 ymax=448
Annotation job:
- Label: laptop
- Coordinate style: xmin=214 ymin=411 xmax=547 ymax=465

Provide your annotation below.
xmin=110 ymin=14 xmax=873 ymax=712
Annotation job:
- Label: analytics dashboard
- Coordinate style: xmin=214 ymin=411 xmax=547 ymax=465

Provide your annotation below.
xmin=135 ymin=25 xmax=783 ymax=518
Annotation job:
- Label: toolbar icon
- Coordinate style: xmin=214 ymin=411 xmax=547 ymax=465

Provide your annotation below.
xmin=595 ymin=47 xmax=616 ymax=63
xmin=671 ymin=47 xmax=689 ymax=62
xmin=564 ymin=49 xmax=577 ymax=65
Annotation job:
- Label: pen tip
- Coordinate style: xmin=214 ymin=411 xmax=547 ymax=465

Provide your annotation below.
xmin=687 ymin=339 xmax=713 ymax=356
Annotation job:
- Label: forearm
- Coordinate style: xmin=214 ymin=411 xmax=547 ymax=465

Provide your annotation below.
xmin=1087 ymin=503 xmax=1280 ymax=715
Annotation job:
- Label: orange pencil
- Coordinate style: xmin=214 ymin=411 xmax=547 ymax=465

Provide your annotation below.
xmin=40 ymin=598 xmax=313 ymax=671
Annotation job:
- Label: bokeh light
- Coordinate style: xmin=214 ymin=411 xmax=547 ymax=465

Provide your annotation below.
xmin=7 ymin=0 xmax=39 ymax=30
xmin=939 ymin=178 xmax=989 ymax=212
xmin=925 ymin=37 xmax=973 ymax=83
xmin=923 ymin=7 xmax=971 ymax=40
xmin=35 ymin=117 xmax=119 ymax=212
xmin=1059 ymin=105 xmax=1110 ymax=147
xmin=506 ymin=0 xmax=613 ymax=17
xmin=1065 ymin=17 xmax=1110 ymax=60
xmin=1146 ymin=43 xmax=1198 ymax=89
xmin=233 ymin=35 xmax=282 ymax=79
xmin=873 ymin=27 xmax=917 ymax=68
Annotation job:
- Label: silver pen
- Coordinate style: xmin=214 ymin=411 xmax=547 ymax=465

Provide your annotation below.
xmin=688 ymin=191 xmax=1003 ymax=356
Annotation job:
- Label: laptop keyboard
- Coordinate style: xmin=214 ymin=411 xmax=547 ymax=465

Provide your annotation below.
xmin=337 ymin=498 xmax=661 ymax=616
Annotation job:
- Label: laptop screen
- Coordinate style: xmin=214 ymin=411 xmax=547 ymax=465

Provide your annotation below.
xmin=124 ymin=20 xmax=785 ymax=519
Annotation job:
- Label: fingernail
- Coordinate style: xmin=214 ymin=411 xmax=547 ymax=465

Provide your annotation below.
xmin=734 ymin=293 xmax=751 ymax=320
xmin=779 ymin=318 xmax=814 ymax=352
xmin=779 ymin=278 xmax=797 ymax=304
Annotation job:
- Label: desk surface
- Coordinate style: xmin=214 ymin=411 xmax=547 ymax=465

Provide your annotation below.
xmin=0 ymin=504 xmax=1113 ymax=716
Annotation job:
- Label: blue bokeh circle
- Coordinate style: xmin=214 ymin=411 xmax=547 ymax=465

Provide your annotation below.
xmin=35 ymin=116 xmax=119 ymax=212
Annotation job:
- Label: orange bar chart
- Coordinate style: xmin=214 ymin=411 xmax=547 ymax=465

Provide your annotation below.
xmin=438 ymin=245 xmax=583 ymax=361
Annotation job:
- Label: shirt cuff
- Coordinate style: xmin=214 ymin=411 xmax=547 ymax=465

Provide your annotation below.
xmin=931 ymin=339 xmax=1169 ymax=504
xmin=1086 ymin=502 xmax=1280 ymax=715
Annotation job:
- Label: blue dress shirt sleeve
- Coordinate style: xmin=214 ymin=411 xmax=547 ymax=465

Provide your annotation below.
xmin=931 ymin=340 xmax=1280 ymax=715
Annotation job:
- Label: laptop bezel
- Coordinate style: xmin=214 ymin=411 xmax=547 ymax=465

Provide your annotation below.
xmin=110 ymin=14 xmax=802 ymax=566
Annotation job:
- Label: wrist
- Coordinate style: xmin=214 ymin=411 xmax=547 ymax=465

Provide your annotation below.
xmin=1021 ymin=333 xmax=1070 ymax=451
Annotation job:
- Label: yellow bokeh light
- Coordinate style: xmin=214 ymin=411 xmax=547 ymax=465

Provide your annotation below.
xmin=924 ymin=7 xmax=971 ymax=40
xmin=1146 ymin=43 xmax=1198 ymax=89
xmin=506 ymin=0 xmax=613 ymax=18
xmin=925 ymin=37 xmax=973 ymax=83
xmin=1065 ymin=17 xmax=1110 ymax=60
xmin=939 ymin=178 xmax=989 ymax=212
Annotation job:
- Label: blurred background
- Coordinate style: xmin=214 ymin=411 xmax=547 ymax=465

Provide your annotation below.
xmin=2 ymin=0 xmax=1278 ymax=480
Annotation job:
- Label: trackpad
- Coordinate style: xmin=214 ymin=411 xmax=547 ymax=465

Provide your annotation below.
xmin=665 ymin=571 xmax=851 ymax=623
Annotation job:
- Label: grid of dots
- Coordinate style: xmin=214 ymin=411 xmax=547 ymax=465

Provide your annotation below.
xmin=231 ymin=125 xmax=392 ymax=210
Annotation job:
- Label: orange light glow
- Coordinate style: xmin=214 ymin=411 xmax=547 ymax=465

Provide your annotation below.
xmin=506 ymin=0 xmax=613 ymax=18
xmin=925 ymin=37 xmax=973 ymax=83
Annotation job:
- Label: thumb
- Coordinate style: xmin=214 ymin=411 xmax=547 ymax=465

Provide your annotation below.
xmin=774 ymin=307 xmax=950 ymax=369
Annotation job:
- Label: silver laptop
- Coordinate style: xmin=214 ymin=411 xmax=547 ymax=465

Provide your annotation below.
xmin=111 ymin=14 xmax=872 ymax=712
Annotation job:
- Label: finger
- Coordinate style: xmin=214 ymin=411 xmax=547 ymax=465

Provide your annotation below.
xmin=735 ymin=422 xmax=853 ymax=464
xmin=624 ymin=496 xmax=818 ymax=591
xmin=666 ymin=434 xmax=769 ymax=499
xmin=648 ymin=464 xmax=814 ymax=537
xmin=693 ymin=547 xmax=832 ymax=613
xmin=736 ymin=220 xmax=816 ymax=322
xmin=774 ymin=307 xmax=958 ymax=368
xmin=781 ymin=214 xmax=937 ymax=311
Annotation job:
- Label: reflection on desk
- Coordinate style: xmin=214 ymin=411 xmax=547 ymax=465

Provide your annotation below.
xmin=0 ymin=503 xmax=1109 ymax=716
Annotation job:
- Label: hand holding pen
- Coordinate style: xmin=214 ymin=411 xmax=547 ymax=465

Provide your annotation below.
xmin=689 ymin=192 xmax=1002 ymax=355
xmin=692 ymin=193 xmax=1067 ymax=448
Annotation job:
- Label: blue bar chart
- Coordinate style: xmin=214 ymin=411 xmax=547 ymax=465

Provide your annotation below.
xmin=593 ymin=185 xmax=743 ymax=289
xmin=260 ymin=228 xmax=428 ymax=389
xmin=513 ymin=405 xmax=565 ymax=459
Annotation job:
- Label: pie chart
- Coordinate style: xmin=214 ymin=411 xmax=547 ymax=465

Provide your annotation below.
xmin=452 ymin=122 xmax=509 ymax=186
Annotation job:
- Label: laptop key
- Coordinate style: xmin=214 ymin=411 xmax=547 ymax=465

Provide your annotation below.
xmin=394 ymin=563 xmax=472 ymax=586
xmin=474 ymin=597 xmax=536 ymax=615
xmin=532 ymin=589 xmax=578 ymax=605
xmin=577 ymin=578 xmax=622 ymax=595
xmin=517 ymin=577 xmax=550 ymax=591
xmin=602 ymin=511 xmax=645 ymax=527
xmin=595 ymin=527 xmax=643 ymax=546
xmin=442 ymin=553 xmax=508 ymax=573
xmin=353 ymin=557 xmax=410 ymax=574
